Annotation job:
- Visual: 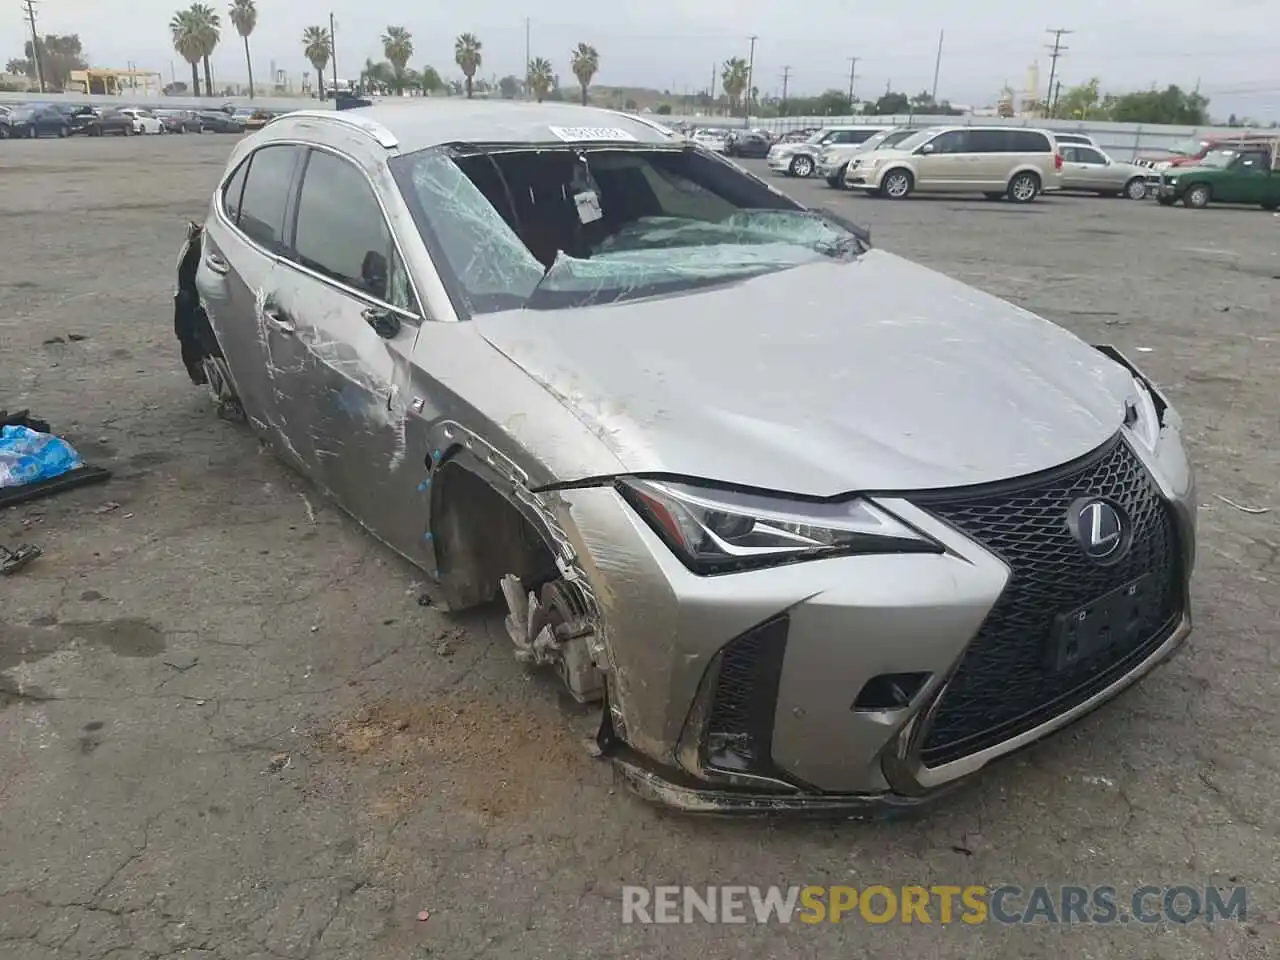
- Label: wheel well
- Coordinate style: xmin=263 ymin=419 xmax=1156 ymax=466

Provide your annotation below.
xmin=1011 ymin=168 xmax=1041 ymax=185
xmin=884 ymin=166 xmax=913 ymax=183
xmin=430 ymin=462 xmax=559 ymax=611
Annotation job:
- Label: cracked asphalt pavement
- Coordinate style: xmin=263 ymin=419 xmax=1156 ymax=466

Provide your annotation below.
xmin=1 ymin=136 xmax=1277 ymax=959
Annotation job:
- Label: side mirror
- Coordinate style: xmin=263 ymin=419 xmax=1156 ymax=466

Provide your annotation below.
xmin=919 ymin=143 xmax=935 ymax=154
xmin=362 ymin=307 xmax=401 ymax=339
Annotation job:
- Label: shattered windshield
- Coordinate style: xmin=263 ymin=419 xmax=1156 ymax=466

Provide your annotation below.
xmin=390 ymin=145 xmax=869 ymax=315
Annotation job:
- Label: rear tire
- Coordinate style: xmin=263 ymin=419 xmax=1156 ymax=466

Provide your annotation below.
xmin=1007 ymin=171 xmax=1041 ymax=203
xmin=880 ymin=168 xmax=913 ymax=199
xmin=1183 ymin=184 xmax=1210 ymax=209
xmin=827 ymin=164 xmax=848 ymax=188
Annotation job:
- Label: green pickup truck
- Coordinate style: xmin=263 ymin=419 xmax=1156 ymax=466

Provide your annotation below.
xmin=1155 ymin=140 xmax=1280 ymax=210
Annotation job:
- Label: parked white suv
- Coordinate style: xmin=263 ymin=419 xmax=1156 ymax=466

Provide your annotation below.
xmin=768 ymin=126 xmax=885 ymax=178
xmin=843 ymin=126 xmax=1064 ymax=202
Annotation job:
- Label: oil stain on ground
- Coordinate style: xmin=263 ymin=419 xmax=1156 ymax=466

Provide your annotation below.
xmin=0 ymin=617 xmax=166 ymax=707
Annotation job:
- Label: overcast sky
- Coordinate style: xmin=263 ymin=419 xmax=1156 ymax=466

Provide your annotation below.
xmin=13 ymin=0 xmax=1279 ymax=119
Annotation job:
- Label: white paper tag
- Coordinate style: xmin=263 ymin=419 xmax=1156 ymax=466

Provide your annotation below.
xmin=548 ymin=125 xmax=638 ymax=142
xmin=574 ymin=190 xmax=603 ymax=224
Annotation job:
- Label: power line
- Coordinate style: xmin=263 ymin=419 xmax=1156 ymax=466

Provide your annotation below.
xmin=1044 ymin=27 xmax=1073 ymax=117
xmin=21 ymin=0 xmax=45 ymax=93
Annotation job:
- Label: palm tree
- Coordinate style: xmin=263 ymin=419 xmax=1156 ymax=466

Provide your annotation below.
xmin=360 ymin=58 xmax=391 ymax=95
xmin=228 ymin=0 xmax=256 ymax=98
xmin=302 ymin=25 xmax=331 ymax=100
xmin=170 ymin=8 xmax=205 ymax=96
xmin=381 ymin=26 xmax=413 ymax=94
xmin=454 ymin=33 xmax=482 ymax=99
xmin=720 ymin=57 xmax=748 ymax=116
xmin=570 ymin=42 xmax=599 ymax=106
xmin=527 ymin=57 xmax=553 ymax=103
xmin=189 ymin=3 xmax=220 ymax=96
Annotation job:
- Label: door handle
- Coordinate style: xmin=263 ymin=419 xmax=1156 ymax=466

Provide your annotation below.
xmin=204 ymin=252 xmax=229 ymax=275
xmin=263 ymin=306 xmax=295 ymax=334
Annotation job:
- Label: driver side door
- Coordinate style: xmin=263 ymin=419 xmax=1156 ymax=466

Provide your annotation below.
xmin=269 ymin=145 xmax=426 ymax=549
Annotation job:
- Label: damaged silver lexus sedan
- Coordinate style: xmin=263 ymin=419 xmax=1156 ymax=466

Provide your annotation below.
xmin=173 ymin=101 xmax=1195 ymax=814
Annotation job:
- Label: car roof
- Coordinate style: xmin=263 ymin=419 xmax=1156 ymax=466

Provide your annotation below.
xmin=271 ymin=100 xmax=680 ymax=152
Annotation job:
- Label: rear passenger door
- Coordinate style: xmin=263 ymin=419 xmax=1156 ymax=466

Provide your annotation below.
xmin=198 ymin=143 xmax=305 ymax=453
xmin=270 ymin=145 xmax=425 ymax=543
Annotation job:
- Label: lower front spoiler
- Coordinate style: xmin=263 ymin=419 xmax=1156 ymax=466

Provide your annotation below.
xmin=607 ymin=748 xmax=962 ymax=819
xmin=606 ymin=610 xmax=1191 ymax=817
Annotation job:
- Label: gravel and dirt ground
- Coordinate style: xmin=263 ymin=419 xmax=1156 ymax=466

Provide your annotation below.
xmin=1 ymin=135 xmax=1277 ymax=959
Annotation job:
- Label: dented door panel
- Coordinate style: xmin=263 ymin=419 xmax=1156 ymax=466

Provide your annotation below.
xmin=270 ymin=268 xmax=421 ymax=546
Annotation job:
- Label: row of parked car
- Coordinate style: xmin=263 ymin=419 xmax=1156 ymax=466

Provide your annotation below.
xmin=756 ymin=123 xmax=1280 ymax=210
xmin=0 ymin=101 xmax=279 ymax=139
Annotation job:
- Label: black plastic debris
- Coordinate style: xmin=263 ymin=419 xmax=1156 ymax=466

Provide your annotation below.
xmin=1 ymin=542 xmax=41 ymax=575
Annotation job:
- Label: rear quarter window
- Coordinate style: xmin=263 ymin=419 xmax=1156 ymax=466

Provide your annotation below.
xmin=1010 ymin=130 xmax=1052 ymax=152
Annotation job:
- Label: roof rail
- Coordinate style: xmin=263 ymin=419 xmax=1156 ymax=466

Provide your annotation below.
xmin=265 ymin=108 xmax=398 ymax=149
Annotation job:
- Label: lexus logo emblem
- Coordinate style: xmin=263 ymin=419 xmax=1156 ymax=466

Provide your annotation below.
xmin=1068 ymin=498 xmax=1128 ymax=562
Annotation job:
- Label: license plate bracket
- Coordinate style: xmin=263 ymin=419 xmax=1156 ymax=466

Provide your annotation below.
xmin=1049 ymin=574 xmax=1153 ymax=672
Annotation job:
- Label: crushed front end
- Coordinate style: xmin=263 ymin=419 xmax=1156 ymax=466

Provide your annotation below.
xmin=558 ymin=412 xmax=1194 ymax=816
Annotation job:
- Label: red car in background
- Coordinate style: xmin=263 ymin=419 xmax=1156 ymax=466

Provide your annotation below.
xmin=1134 ymin=133 xmax=1278 ymax=181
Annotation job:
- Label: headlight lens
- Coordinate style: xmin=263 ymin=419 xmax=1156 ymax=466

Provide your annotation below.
xmin=617 ymin=479 xmax=941 ymax=574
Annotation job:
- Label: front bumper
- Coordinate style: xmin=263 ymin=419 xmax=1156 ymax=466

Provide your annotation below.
xmin=563 ymin=410 xmax=1195 ymax=812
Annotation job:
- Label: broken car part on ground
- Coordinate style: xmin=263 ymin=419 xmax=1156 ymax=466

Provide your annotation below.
xmin=171 ymin=100 xmax=1195 ymax=814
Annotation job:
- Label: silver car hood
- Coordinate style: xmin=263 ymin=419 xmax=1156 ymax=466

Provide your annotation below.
xmin=474 ymin=249 xmax=1132 ymax=496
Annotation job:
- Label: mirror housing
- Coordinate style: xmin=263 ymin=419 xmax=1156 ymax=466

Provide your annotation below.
xmin=919 ymin=142 xmax=935 ymax=155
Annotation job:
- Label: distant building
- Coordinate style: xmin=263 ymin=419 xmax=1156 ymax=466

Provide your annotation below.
xmin=67 ymin=68 xmax=162 ymax=96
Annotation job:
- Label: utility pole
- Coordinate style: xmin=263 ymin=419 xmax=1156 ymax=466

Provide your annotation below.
xmin=745 ymin=35 xmax=758 ymax=127
xmin=846 ymin=56 xmax=859 ymax=111
xmin=780 ymin=65 xmax=791 ymax=114
xmin=524 ymin=18 xmax=531 ymax=98
xmin=329 ymin=12 xmax=338 ymax=94
xmin=931 ymin=29 xmax=944 ymax=104
xmin=22 ymin=0 xmax=45 ymax=93
xmin=1052 ymin=80 xmax=1062 ymax=116
xmin=710 ymin=63 xmax=717 ymax=112
xmin=1044 ymin=28 xmax=1072 ymax=117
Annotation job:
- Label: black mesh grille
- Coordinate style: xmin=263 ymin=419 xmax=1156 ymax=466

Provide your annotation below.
xmin=917 ymin=435 xmax=1182 ymax=767
xmin=704 ymin=616 xmax=789 ymax=773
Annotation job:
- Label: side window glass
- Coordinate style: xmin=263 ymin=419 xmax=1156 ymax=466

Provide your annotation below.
xmin=238 ymin=145 xmax=302 ymax=254
xmin=221 ymin=158 xmax=250 ymax=223
xmin=293 ymin=149 xmax=394 ymax=301
xmin=930 ymin=130 xmax=967 ymax=153
xmin=1059 ymin=146 xmax=1078 ymax=163
xmin=387 ymin=250 xmax=418 ymax=313
xmin=1078 ymin=147 xmax=1104 ymax=165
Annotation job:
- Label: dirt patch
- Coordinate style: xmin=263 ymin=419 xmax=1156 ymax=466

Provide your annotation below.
xmin=322 ymin=692 xmax=589 ymax=822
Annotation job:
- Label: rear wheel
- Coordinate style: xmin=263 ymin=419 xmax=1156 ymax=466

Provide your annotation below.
xmin=827 ymin=164 xmax=848 ymax=188
xmin=789 ymin=154 xmax=813 ymax=177
xmin=57 ymin=124 xmax=67 ymax=138
xmin=881 ymin=168 xmax=914 ymax=199
xmin=1124 ymin=177 xmax=1147 ymax=200
xmin=1007 ymin=171 xmax=1041 ymax=203
xmin=1183 ymin=184 xmax=1211 ymax=209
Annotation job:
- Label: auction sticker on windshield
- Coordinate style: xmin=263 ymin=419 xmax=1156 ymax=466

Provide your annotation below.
xmin=548 ymin=126 xmax=638 ymax=142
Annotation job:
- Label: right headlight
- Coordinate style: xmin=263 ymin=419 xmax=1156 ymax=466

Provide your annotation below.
xmin=617 ymin=478 xmax=942 ymax=575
